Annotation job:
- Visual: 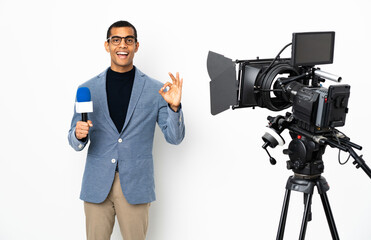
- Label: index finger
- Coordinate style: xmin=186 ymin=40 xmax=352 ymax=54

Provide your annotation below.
xmin=77 ymin=121 xmax=90 ymax=128
xmin=168 ymin=72 xmax=179 ymax=86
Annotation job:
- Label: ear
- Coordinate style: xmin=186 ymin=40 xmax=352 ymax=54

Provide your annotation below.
xmin=134 ymin=41 xmax=139 ymax=53
xmin=104 ymin=41 xmax=110 ymax=53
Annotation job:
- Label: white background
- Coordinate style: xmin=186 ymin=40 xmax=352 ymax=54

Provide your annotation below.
xmin=1 ymin=0 xmax=370 ymax=239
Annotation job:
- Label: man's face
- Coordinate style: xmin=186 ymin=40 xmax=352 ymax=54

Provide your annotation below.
xmin=104 ymin=27 xmax=139 ymax=73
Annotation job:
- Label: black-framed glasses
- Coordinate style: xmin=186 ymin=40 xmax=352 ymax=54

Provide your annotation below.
xmin=107 ymin=35 xmax=137 ymax=46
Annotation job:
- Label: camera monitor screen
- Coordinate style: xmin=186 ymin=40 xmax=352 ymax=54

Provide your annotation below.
xmin=291 ymin=31 xmax=335 ymax=66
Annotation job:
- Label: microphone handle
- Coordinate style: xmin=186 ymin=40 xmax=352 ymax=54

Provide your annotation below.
xmin=82 ymin=113 xmax=88 ymax=122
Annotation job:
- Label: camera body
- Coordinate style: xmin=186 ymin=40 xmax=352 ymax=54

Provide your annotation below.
xmin=284 ymin=81 xmax=350 ymax=133
xmin=208 ymin=31 xmax=350 ymax=134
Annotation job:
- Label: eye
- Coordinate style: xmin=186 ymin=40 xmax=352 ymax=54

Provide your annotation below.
xmin=126 ymin=38 xmax=134 ymax=44
xmin=111 ymin=37 xmax=121 ymax=44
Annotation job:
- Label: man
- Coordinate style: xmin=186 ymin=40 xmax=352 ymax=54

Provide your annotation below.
xmin=68 ymin=20 xmax=185 ymax=240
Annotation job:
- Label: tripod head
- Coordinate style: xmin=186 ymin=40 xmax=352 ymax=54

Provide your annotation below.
xmin=262 ymin=113 xmax=371 ymax=179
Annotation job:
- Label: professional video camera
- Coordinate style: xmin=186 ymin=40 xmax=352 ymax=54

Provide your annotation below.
xmin=207 ymin=31 xmax=371 ymax=240
xmin=209 ymin=32 xmax=348 ymax=128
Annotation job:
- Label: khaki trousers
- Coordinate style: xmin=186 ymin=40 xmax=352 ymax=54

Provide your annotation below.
xmin=84 ymin=172 xmax=150 ymax=240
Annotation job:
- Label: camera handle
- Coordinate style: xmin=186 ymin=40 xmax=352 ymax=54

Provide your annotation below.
xmin=323 ymin=138 xmax=371 ymax=179
xmin=348 ymin=147 xmax=371 ymax=178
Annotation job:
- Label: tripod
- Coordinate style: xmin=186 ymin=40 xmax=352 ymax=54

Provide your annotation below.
xmin=261 ymin=114 xmax=371 ymax=240
xmin=276 ymin=174 xmax=339 ymax=240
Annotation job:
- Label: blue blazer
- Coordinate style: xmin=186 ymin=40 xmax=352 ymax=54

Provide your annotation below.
xmin=68 ymin=67 xmax=185 ymax=204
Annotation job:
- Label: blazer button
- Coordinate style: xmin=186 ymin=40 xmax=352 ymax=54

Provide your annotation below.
xmin=111 ymin=159 xmax=116 ymax=163
xmin=118 ymin=138 xmax=123 ymax=143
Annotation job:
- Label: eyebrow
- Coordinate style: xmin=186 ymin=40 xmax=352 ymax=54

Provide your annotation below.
xmin=111 ymin=35 xmax=135 ymax=38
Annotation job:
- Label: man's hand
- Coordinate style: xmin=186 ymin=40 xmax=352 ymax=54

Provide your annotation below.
xmin=75 ymin=120 xmax=93 ymax=140
xmin=159 ymin=72 xmax=183 ymax=112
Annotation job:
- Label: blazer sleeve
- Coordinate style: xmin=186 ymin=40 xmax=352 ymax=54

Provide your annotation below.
xmin=157 ymin=97 xmax=185 ymax=145
xmin=67 ymin=102 xmax=89 ymax=151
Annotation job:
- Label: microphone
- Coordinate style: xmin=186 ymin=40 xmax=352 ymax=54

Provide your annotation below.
xmin=76 ymin=87 xmax=93 ymax=122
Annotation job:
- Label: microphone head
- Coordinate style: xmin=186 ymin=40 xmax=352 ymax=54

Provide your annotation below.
xmin=75 ymin=87 xmax=93 ymax=113
xmin=76 ymin=87 xmax=91 ymax=102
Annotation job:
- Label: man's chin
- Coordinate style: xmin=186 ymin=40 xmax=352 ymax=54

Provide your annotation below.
xmin=111 ymin=62 xmax=134 ymax=72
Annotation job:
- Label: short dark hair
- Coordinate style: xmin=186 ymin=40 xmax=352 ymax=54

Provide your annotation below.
xmin=106 ymin=20 xmax=138 ymax=40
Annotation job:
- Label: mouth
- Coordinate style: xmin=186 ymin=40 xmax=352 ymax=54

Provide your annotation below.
xmin=116 ymin=51 xmax=129 ymax=59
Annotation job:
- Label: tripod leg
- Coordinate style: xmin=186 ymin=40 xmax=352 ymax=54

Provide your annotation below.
xmin=303 ymin=194 xmax=312 ymax=222
xmin=320 ymin=192 xmax=340 ymax=240
xmin=298 ymin=192 xmax=313 ymax=240
xmin=276 ymin=189 xmax=291 ymax=240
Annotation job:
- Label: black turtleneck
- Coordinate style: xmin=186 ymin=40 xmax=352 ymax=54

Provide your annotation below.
xmin=106 ymin=67 xmax=135 ymax=133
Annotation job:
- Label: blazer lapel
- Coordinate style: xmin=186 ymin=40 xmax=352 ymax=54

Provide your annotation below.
xmin=95 ymin=69 xmax=118 ymax=134
xmin=121 ymin=68 xmax=146 ymax=134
